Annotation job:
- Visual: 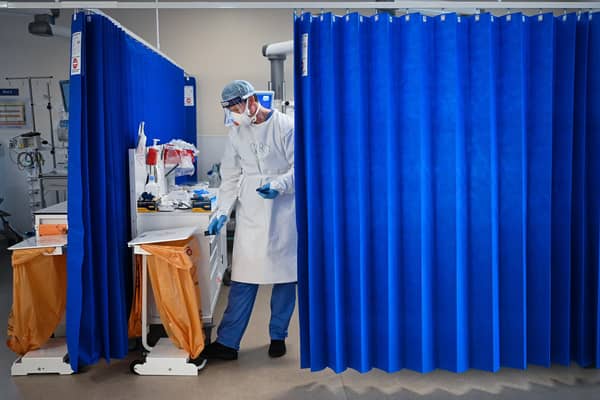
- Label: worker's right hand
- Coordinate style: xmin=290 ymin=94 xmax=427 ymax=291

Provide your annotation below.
xmin=207 ymin=215 xmax=228 ymax=235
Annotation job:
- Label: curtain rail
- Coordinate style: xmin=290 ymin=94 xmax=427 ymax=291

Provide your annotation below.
xmin=2 ymin=2 xmax=600 ymax=11
xmin=80 ymin=9 xmax=184 ymax=71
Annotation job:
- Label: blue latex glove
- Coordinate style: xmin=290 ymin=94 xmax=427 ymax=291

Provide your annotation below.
xmin=207 ymin=215 xmax=228 ymax=235
xmin=256 ymin=183 xmax=279 ymax=199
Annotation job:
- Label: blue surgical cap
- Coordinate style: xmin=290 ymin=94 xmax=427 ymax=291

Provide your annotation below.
xmin=221 ymin=80 xmax=255 ymax=108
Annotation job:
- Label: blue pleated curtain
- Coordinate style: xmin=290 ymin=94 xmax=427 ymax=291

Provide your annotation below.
xmin=294 ymin=11 xmax=600 ymax=373
xmin=68 ymin=12 xmax=189 ymax=371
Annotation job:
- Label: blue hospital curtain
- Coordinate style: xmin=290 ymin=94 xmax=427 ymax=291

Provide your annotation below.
xmin=295 ymin=12 xmax=600 ymax=373
xmin=68 ymin=12 xmax=187 ymax=371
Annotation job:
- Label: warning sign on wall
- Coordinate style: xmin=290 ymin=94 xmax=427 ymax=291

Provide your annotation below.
xmin=184 ymin=85 xmax=194 ymax=107
xmin=71 ymin=32 xmax=82 ymax=76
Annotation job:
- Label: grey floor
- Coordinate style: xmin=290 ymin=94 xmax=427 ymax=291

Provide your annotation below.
xmin=1 ymin=242 xmax=600 ymax=400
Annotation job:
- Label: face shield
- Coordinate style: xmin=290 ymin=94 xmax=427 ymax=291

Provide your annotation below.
xmin=222 ymin=95 xmax=260 ymax=127
xmin=222 ymin=96 xmax=244 ymax=127
xmin=223 ymin=108 xmax=238 ymax=127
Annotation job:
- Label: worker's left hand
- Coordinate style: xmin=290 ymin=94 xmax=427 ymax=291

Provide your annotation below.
xmin=207 ymin=215 xmax=228 ymax=235
xmin=256 ymin=183 xmax=279 ymax=199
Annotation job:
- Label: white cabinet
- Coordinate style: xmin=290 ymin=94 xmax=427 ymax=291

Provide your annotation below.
xmin=136 ymin=212 xmax=227 ymax=326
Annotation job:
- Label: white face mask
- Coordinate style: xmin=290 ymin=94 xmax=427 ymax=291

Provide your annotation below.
xmin=227 ymin=99 xmax=260 ymax=127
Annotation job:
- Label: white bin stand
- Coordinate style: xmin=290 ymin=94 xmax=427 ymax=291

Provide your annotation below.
xmin=7 ymin=235 xmax=73 ymax=376
xmin=128 ymin=226 xmax=207 ymax=376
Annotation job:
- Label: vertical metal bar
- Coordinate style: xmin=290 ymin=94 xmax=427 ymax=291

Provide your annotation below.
xmin=155 ymin=0 xmax=160 ymax=49
xmin=141 ymin=253 xmax=153 ymax=351
xmin=28 ymin=78 xmax=36 ymax=132
xmin=46 ymin=82 xmax=57 ymax=170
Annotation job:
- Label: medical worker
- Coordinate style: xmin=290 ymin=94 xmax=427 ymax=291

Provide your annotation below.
xmin=201 ymin=80 xmax=297 ymax=361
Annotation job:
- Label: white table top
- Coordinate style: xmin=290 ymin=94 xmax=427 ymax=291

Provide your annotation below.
xmin=34 ymin=201 xmax=68 ymax=215
xmin=8 ymin=235 xmax=68 ymax=251
xmin=128 ymin=226 xmax=198 ymax=247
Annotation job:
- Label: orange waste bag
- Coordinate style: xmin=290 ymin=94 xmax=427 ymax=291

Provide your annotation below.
xmin=128 ymin=255 xmax=143 ymax=338
xmin=7 ymin=248 xmax=67 ymax=355
xmin=140 ymin=238 xmax=205 ymax=358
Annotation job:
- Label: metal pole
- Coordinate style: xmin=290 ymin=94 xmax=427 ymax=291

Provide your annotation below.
xmin=36 ymin=149 xmax=46 ymax=208
xmin=155 ymin=0 xmax=160 ymax=50
xmin=27 ymin=78 xmax=35 ymax=132
xmin=268 ymin=56 xmax=285 ymax=103
xmin=46 ymin=82 xmax=57 ymax=170
xmin=141 ymin=254 xmax=153 ymax=352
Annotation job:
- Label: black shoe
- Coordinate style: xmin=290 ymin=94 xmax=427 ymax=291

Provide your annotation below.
xmin=200 ymin=341 xmax=238 ymax=361
xmin=269 ymin=339 xmax=286 ymax=358
xmin=189 ymin=355 xmax=208 ymax=370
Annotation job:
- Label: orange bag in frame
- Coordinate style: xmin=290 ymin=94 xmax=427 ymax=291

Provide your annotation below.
xmin=128 ymin=255 xmax=143 ymax=338
xmin=7 ymin=248 xmax=67 ymax=355
xmin=140 ymin=237 xmax=205 ymax=358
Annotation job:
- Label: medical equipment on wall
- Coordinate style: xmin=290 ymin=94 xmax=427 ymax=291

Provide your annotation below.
xmin=9 ymin=131 xmax=47 ymax=218
xmin=5 ymin=76 xmax=68 ymax=222
xmin=56 ymin=80 xmax=70 ymax=144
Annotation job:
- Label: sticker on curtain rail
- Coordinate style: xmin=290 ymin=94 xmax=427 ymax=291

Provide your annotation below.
xmin=301 ymin=33 xmax=309 ymax=77
xmin=184 ymin=85 xmax=194 ymax=107
xmin=71 ymin=32 xmax=82 ymax=76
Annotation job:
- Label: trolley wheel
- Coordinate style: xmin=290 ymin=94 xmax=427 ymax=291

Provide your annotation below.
xmin=129 ymin=359 xmax=144 ymax=374
xmin=196 ymin=358 xmax=208 ymax=372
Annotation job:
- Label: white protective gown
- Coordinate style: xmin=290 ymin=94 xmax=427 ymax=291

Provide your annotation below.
xmin=217 ymin=110 xmax=297 ymax=284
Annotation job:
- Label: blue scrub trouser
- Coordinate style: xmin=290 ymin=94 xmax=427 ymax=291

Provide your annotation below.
xmin=216 ymin=281 xmax=296 ymax=351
